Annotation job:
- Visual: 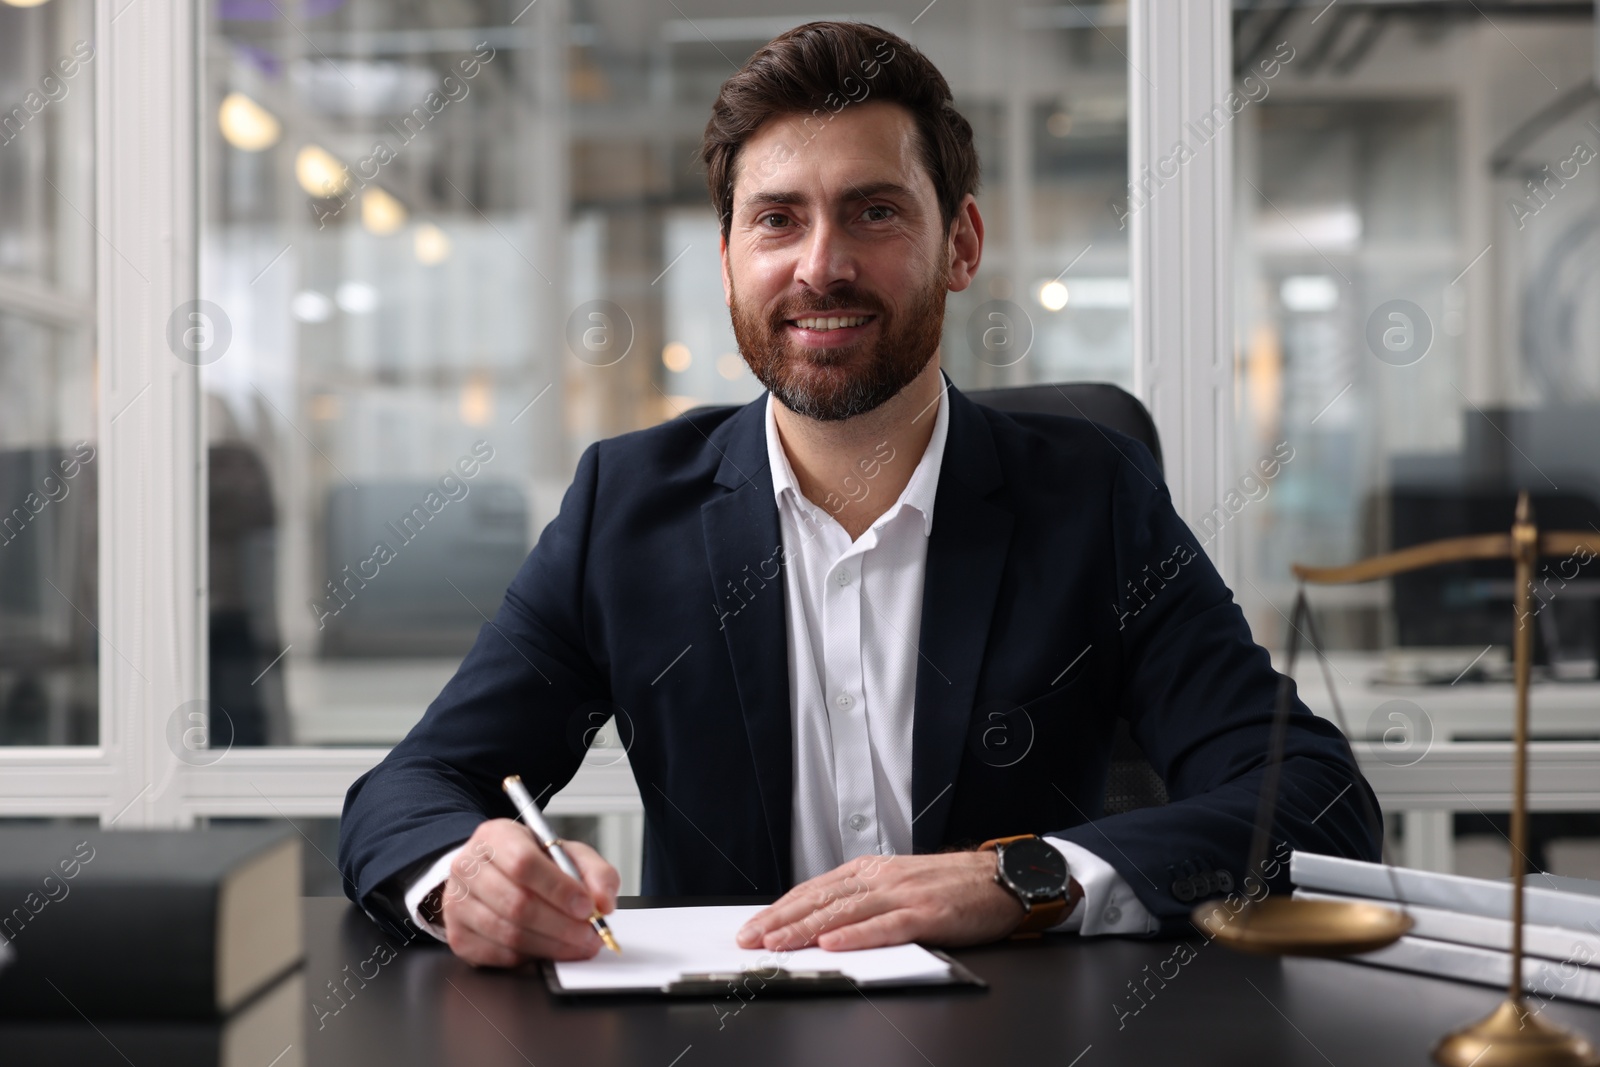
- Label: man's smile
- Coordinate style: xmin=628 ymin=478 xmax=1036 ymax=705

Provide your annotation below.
xmin=783 ymin=312 xmax=878 ymax=346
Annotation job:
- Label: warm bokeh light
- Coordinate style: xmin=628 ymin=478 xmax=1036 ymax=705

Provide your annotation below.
xmin=294 ymin=144 xmax=349 ymax=198
xmin=361 ymin=186 xmax=407 ymax=236
xmin=0 ymin=0 xmax=55 ymax=8
xmin=413 ymin=222 xmax=451 ymax=265
xmin=716 ymin=353 xmax=745 ymax=380
xmin=662 ymin=342 xmax=691 ymax=373
xmin=459 ymin=373 xmax=494 ymax=427
xmin=1245 ymin=320 xmax=1283 ymax=439
xmin=309 ymin=393 xmax=342 ymax=421
xmin=217 ymin=92 xmax=281 ymax=152
xmin=1038 ymin=280 xmax=1069 ymax=311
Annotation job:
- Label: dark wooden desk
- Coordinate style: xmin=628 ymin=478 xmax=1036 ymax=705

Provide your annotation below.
xmin=9 ymin=896 xmax=1600 ymax=1066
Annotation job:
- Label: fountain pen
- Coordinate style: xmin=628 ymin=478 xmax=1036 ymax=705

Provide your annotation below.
xmin=501 ymin=774 xmax=621 ymax=954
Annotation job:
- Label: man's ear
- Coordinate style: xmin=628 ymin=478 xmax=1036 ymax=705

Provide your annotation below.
xmin=720 ymin=230 xmax=732 ymax=307
xmin=945 ymin=194 xmax=984 ymax=294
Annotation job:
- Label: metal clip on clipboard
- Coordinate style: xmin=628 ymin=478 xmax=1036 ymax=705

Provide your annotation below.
xmin=664 ymin=950 xmax=986 ymax=995
xmin=542 ymin=949 xmax=986 ymax=996
xmin=665 ymin=968 xmax=858 ymax=994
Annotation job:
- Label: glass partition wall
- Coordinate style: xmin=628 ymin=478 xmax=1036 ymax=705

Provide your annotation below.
xmin=198 ymin=1 xmax=1132 ymax=749
xmin=1230 ymin=0 xmax=1600 ymax=877
xmin=0 ymin=0 xmax=97 ymax=746
xmin=1233 ymin=1 xmax=1599 ymax=655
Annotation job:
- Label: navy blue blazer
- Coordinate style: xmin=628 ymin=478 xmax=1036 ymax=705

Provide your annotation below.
xmin=338 ymin=374 xmax=1379 ymax=936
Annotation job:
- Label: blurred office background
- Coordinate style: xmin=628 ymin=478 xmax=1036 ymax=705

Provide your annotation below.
xmin=3 ymin=0 xmax=1599 ymax=891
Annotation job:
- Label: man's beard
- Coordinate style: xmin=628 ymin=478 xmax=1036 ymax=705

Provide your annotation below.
xmin=729 ymin=258 xmax=948 ymax=422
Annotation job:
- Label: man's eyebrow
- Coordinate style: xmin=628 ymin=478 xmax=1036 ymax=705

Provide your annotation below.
xmin=738 ymin=181 xmax=919 ymax=212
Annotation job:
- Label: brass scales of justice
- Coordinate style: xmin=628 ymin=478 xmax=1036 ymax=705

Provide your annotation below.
xmin=1190 ymin=492 xmax=1600 ymax=1067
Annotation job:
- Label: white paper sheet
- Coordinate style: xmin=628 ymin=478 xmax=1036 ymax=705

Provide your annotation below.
xmin=550 ymin=905 xmax=955 ymax=991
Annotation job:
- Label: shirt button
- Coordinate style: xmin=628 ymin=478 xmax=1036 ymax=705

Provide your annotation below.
xmin=847 ymin=814 xmax=868 ymax=831
xmin=835 ymin=570 xmax=850 ymax=586
xmin=1103 ymin=906 xmax=1122 ymax=926
xmin=836 ymin=693 xmax=853 ymax=710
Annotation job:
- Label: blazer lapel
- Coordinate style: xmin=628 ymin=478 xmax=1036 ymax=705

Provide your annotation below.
xmin=911 ymin=380 xmax=1013 ymax=852
xmin=701 ymin=397 xmax=793 ymax=890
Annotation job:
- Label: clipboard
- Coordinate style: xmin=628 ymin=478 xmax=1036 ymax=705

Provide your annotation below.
xmin=541 ymin=949 xmax=987 ymax=997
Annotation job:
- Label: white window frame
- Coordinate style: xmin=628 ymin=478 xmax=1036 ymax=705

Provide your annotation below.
xmin=0 ymin=0 xmax=1235 ymax=834
xmin=1128 ymin=0 xmax=1235 ymax=584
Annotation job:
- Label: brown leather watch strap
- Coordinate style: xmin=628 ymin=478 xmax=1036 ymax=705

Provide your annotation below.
xmin=979 ymin=833 xmax=1037 ymax=850
xmin=1011 ymin=894 xmax=1069 ymax=936
xmin=980 ymin=834 xmax=1081 ymax=939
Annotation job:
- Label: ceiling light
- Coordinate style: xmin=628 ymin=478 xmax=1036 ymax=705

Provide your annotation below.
xmin=1038 ymin=280 xmax=1069 ymax=311
xmin=218 ymin=91 xmax=281 ymax=151
xmin=413 ymin=223 xmax=451 ymax=265
xmin=1280 ymin=275 xmax=1339 ymax=313
xmin=361 ymin=186 xmax=407 ymax=236
xmin=294 ymin=144 xmax=349 ymax=198
xmin=335 ymin=281 xmax=379 ymax=314
xmin=290 ymin=290 xmax=334 ymax=323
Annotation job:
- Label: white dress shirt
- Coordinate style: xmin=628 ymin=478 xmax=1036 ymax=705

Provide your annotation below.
xmin=402 ymin=387 xmax=1155 ymax=941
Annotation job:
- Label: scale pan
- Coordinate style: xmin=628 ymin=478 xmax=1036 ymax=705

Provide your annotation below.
xmin=1193 ymin=897 xmax=1413 ymax=957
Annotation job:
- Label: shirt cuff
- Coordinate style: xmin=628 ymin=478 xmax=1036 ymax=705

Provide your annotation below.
xmin=403 ymin=844 xmax=469 ymax=944
xmin=1042 ymin=837 xmax=1159 ymax=936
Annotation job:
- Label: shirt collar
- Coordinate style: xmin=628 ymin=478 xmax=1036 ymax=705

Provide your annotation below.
xmin=764 ymin=378 xmax=950 ymax=538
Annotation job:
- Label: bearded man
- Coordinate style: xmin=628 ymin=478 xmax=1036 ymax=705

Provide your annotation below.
xmin=338 ymin=20 xmax=1377 ymax=967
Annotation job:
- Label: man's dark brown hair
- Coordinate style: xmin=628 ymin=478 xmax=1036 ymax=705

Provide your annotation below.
xmin=700 ymin=20 xmax=981 ymax=245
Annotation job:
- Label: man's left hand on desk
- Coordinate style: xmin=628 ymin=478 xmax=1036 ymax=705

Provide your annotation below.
xmin=734 ymin=850 xmax=1070 ymax=952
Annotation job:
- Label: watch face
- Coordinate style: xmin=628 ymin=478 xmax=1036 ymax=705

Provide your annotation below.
xmin=999 ymin=838 xmax=1069 ymax=900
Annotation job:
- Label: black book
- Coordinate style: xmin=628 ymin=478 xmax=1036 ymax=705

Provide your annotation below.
xmin=0 ymin=969 xmax=305 ymax=1067
xmin=0 ymin=826 xmax=303 ymax=1019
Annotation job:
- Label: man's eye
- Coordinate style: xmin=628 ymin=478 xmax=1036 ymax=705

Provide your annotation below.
xmin=760 ymin=213 xmax=789 ymax=228
xmin=863 ymin=205 xmax=894 ymax=222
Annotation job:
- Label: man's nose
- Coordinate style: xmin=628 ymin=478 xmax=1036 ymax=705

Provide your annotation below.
xmin=794 ymin=214 xmax=858 ymax=291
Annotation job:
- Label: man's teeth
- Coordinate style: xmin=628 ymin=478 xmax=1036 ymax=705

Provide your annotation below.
xmin=791 ymin=315 xmax=871 ymax=330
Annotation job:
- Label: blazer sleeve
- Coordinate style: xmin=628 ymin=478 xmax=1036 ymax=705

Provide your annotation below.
xmin=1047 ymin=439 xmax=1381 ymax=935
xmin=337 ymin=442 xmax=609 ymax=930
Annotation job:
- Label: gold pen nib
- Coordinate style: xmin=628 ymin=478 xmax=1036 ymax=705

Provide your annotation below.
xmin=589 ymin=911 xmax=621 ymax=954
xmin=596 ymin=918 xmax=621 ymax=954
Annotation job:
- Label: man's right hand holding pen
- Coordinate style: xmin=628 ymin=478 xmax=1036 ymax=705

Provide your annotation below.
xmin=438 ymin=817 xmax=621 ymax=968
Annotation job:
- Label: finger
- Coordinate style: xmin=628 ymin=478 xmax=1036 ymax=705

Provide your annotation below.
xmin=814 ymin=908 xmax=920 ymax=952
xmin=737 ymin=859 xmax=887 ymax=947
xmin=761 ymin=884 xmax=895 ymax=951
xmin=447 ymin=893 xmax=603 ymax=962
xmin=736 ymin=882 xmax=838 ymax=948
xmin=562 ymin=839 xmax=621 ymax=913
xmin=487 ymin=825 xmax=600 ymax=921
xmin=739 ymin=867 xmax=865 ymax=939
xmin=453 ymin=862 xmax=601 ymax=952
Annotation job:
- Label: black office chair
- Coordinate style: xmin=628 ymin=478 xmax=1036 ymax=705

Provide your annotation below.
xmin=965 ymin=382 xmax=1168 ymax=815
xmin=965 ymin=380 xmax=1164 ymax=474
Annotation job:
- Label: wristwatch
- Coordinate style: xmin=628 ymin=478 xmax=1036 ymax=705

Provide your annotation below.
xmin=980 ymin=834 xmax=1083 ymax=939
